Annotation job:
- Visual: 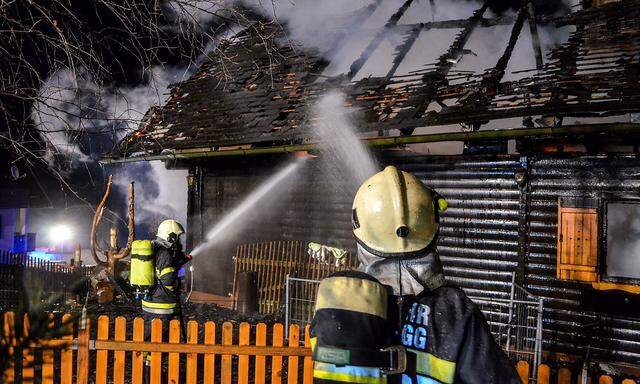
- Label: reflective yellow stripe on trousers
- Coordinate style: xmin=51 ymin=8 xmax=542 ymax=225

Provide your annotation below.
xmin=313 ymin=362 xmax=387 ymax=384
xmin=157 ymin=266 xmax=175 ymax=277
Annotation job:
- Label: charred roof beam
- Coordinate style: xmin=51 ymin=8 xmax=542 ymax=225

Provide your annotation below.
xmin=407 ymin=1 xmax=489 ymax=120
xmin=527 ymin=3 xmax=544 ymax=71
xmin=347 ymin=0 xmax=414 ymax=80
xmin=386 ymin=26 xmax=422 ymax=80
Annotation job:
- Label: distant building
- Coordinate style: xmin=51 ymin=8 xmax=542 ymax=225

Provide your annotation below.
xmin=0 ymin=188 xmax=36 ymax=253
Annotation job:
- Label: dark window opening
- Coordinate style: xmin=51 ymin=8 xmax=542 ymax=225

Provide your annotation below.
xmin=606 ymin=202 xmax=640 ymax=280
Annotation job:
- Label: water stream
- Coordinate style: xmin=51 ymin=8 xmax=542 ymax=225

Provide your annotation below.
xmin=190 ymin=158 xmax=306 ymax=256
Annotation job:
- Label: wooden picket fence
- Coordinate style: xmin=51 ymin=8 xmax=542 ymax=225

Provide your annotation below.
xmin=2 ymin=311 xmax=312 ymax=384
xmin=2 ymin=311 xmax=638 ymax=384
xmin=232 ymin=241 xmax=357 ymax=314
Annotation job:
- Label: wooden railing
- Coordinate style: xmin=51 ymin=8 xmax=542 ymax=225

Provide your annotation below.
xmin=1 ymin=312 xmax=638 ymax=384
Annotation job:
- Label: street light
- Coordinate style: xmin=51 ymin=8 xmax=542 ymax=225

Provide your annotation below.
xmin=50 ymin=224 xmax=73 ymax=253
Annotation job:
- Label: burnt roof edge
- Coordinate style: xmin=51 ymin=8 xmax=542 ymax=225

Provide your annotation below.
xmin=101 ymin=122 xmax=640 ymax=164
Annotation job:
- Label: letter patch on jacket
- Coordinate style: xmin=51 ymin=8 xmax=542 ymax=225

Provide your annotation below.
xmin=400 ymin=302 xmax=430 ymax=349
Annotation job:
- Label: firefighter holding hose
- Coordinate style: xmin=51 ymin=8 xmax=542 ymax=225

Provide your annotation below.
xmin=130 ymin=219 xmax=192 ymax=378
xmin=311 ymin=166 xmax=520 ymax=384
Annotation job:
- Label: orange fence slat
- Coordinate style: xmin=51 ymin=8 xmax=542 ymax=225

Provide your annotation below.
xmin=272 ymin=323 xmax=284 ymax=384
xmin=168 ymin=320 xmax=181 ymax=384
xmin=222 ymin=322 xmax=233 ymax=384
xmin=255 ymin=323 xmax=267 ymax=384
xmin=96 ymin=316 xmax=110 ymax=384
xmin=288 ymin=324 xmax=300 ymax=384
xmin=76 ymin=317 xmax=91 ymax=384
xmin=113 ymin=317 xmax=126 ymax=384
xmin=239 ymin=322 xmax=250 ymax=384
xmin=60 ymin=314 xmax=73 ymax=384
xmin=204 ymin=322 xmax=216 ymax=384
xmin=131 ymin=317 xmax=144 ymax=384
xmin=42 ymin=315 xmax=55 ymax=384
xmin=599 ymin=375 xmax=613 ymax=384
xmin=187 ymin=320 xmax=199 ymax=384
xmin=536 ymin=364 xmax=550 ymax=384
xmin=22 ymin=314 xmax=34 ymax=384
xmin=3 ymin=311 xmax=15 ymax=384
xmin=303 ymin=325 xmax=313 ymax=384
xmin=558 ymin=368 xmax=571 ymax=384
xmin=150 ymin=318 xmax=163 ymax=384
xmin=516 ymin=361 xmax=529 ymax=384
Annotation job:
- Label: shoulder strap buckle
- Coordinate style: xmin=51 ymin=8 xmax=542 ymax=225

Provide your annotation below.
xmin=380 ymin=345 xmax=406 ymax=375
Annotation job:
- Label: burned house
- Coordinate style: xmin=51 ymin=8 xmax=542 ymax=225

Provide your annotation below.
xmin=108 ymin=0 xmax=640 ymax=367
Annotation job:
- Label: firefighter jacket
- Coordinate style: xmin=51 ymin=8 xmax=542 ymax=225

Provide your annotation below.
xmin=310 ymin=271 xmax=393 ymax=384
xmin=141 ymin=241 xmax=186 ymax=315
xmin=398 ymin=286 xmax=521 ymax=384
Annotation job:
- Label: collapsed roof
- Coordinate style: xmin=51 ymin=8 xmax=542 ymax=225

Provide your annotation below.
xmin=110 ymin=0 xmax=640 ymax=161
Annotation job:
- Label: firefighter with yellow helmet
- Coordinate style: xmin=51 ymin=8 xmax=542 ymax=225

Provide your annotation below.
xmin=138 ymin=219 xmax=191 ymax=327
xmin=311 ymin=166 xmax=520 ymax=384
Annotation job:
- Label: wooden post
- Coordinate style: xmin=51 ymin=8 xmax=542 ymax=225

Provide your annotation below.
xmin=131 ymin=317 xmax=144 ymax=384
xmin=271 ymin=323 xmax=284 ymax=384
xmin=22 ymin=314 xmax=34 ymax=384
xmin=113 ymin=317 xmax=126 ymax=384
xmin=303 ymin=325 xmax=313 ymax=384
xmin=516 ymin=361 xmax=529 ymax=384
xmin=255 ymin=323 xmax=267 ymax=384
xmin=60 ymin=314 xmax=73 ymax=384
xmin=2 ymin=312 xmax=15 ymax=384
xmin=168 ymin=320 xmax=181 ymax=384
xmin=558 ymin=368 xmax=571 ymax=384
xmin=598 ymin=375 xmax=613 ymax=384
xmin=221 ymin=322 xmax=233 ymax=384
xmin=239 ymin=323 xmax=251 ymax=384
xmin=76 ymin=317 xmax=91 ymax=384
xmin=42 ymin=315 xmax=55 ymax=384
xmin=186 ymin=321 xmax=198 ymax=384
xmin=203 ymin=322 xmax=216 ymax=384
xmin=150 ymin=318 xmax=163 ymax=384
xmin=536 ymin=364 xmax=550 ymax=384
xmin=96 ymin=316 xmax=109 ymax=384
xmin=288 ymin=324 xmax=300 ymax=384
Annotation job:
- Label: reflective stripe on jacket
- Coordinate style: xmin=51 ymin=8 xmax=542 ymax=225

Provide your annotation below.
xmin=142 ymin=245 xmax=181 ymax=315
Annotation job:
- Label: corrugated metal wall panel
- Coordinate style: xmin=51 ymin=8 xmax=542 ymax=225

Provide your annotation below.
xmin=528 ymin=155 xmax=640 ymax=365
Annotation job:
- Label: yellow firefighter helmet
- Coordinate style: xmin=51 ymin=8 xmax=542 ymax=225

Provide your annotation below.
xmin=352 ymin=166 xmax=447 ymax=256
xmin=156 ymin=219 xmax=185 ymax=243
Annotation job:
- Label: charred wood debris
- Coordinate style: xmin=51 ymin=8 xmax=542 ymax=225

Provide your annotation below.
xmin=113 ymin=0 xmax=640 ymax=158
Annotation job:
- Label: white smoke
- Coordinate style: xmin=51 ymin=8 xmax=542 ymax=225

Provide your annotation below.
xmin=113 ymin=161 xmax=188 ymax=232
xmin=32 ymin=65 xmax=189 ymax=226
